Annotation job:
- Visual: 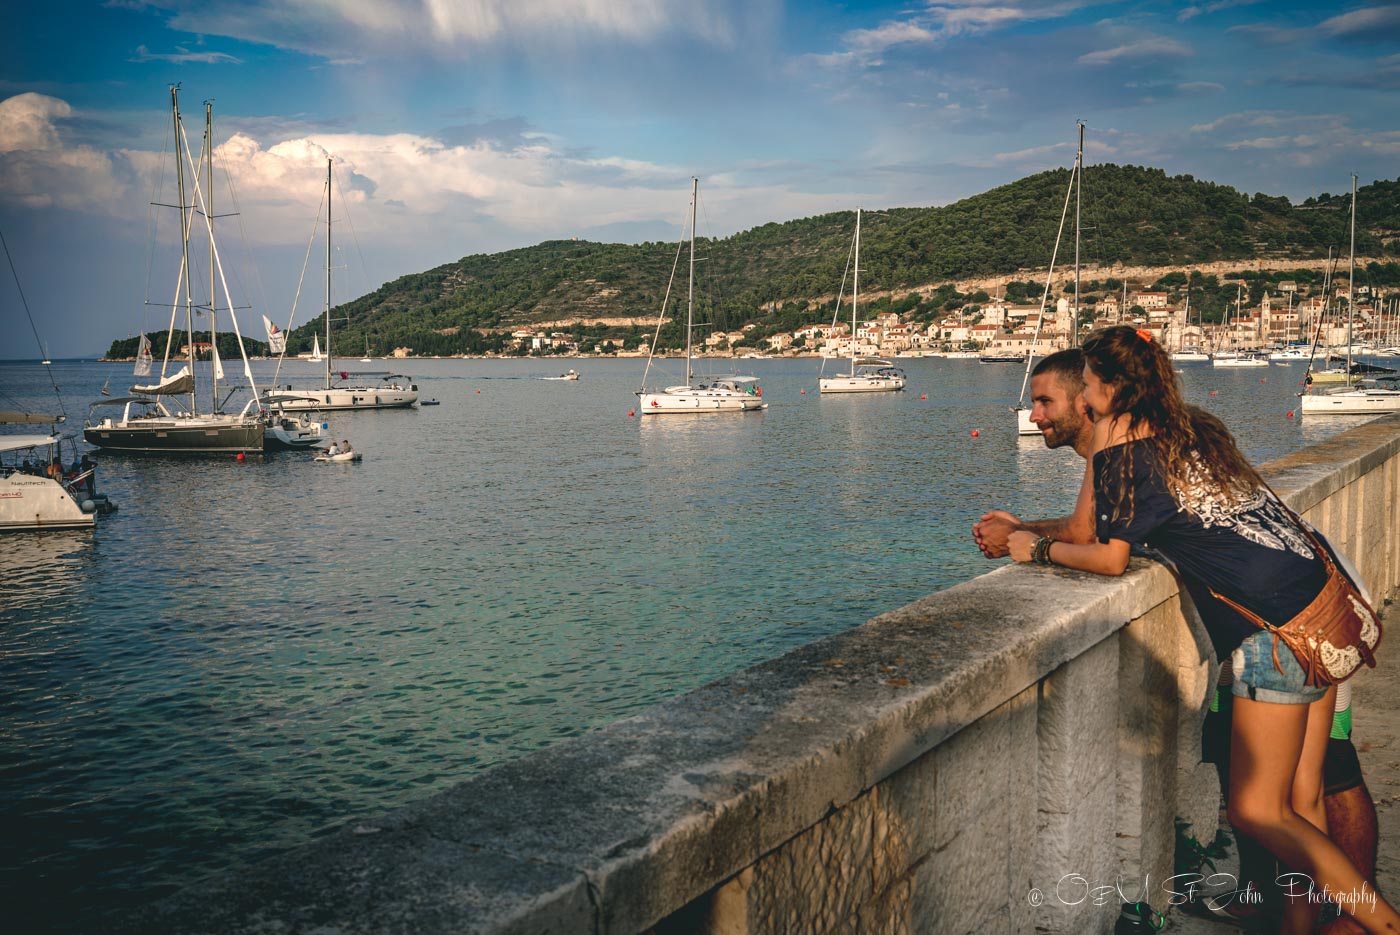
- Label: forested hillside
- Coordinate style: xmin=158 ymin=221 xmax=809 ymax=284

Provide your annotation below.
xmin=105 ymin=167 xmax=1400 ymax=359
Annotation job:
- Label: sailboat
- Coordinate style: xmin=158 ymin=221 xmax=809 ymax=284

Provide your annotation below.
xmin=265 ymin=160 xmax=419 ymax=412
xmin=636 ymin=178 xmax=766 ymax=414
xmin=359 ymin=338 xmax=372 ymax=363
xmin=1171 ymin=288 xmax=1211 ymax=362
xmin=1300 ymin=176 xmax=1400 ymax=415
xmin=310 ymin=335 xmax=323 ymax=362
xmin=84 ymin=89 xmax=266 ymax=455
xmin=1014 ymin=122 xmax=1081 ymax=435
xmin=40 ymin=343 xmax=51 ymax=366
xmin=818 ymin=208 xmax=906 ymax=394
xmin=1212 ymin=283 xmax=1268 ymax=367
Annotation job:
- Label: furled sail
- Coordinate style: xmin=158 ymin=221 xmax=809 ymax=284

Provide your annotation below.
xmin=132 ymin=365 xmax=195 ymax=396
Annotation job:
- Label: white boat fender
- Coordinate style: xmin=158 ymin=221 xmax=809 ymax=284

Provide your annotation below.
xmin=81 ymin=500 xmax=97 ymax=513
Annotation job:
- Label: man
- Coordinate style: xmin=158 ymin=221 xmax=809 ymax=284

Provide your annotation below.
xmin=972 ymin=348 xmax=1379 ymax=932
xmin=973 ymin=348 xmax=1096 ymax=557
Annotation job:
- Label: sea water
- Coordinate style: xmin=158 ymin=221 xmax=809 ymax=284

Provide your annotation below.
xmin=0 ymin=356 xmax=1380 ymax=930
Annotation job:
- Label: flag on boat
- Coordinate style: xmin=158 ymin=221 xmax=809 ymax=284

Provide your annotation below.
xmin=133 ymin=335 xmax=153 ymax=376
xmin=263 ymin=315 xmax=286 ymax=353
xmin=212 ymin=343 xmax=225 ymax=381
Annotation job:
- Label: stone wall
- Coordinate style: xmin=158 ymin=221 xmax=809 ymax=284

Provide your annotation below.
xmin=121 ymin=415 xmax=1400 ymax=935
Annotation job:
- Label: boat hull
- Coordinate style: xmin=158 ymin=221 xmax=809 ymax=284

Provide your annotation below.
xmin=819 ymin=375 xmax=906 ymax=393
xmin=84 ymin=418 xmax=264 ymax=454
xmin=1015 ymin=406 xmax=1040 ymax=436
xmin=0 ymin=474 xmax=95 ymax=531
xmin=638 ymin=391 xmax=765 ymax=414
xmin=1299 ymin=390 xmax=1400 ymax=415
xmin=268 ymin=387 xmax=418 ymax=411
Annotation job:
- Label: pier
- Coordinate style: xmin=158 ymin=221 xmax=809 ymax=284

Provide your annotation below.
xmin=119 ymin=414 xmax=1400 ymax=933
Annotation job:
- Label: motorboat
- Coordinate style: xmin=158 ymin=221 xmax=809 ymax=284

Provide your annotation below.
xmin=261 ymin=398 xmax=327 ymax=450
xmin=978 ymin=353 xmax=1025 ymax=364
xmin=1171 ymin=348 xmax=1210 ymax=363
xmin=420 ymin=398 xmax=440 ymax=406
xmin=314 ymin=449 xmax=362 ymax=462
xmin=636 ymin=179 xmax=767 ymax=415
xmin=0 ymin=422 xmax=116 ymax=531
xmin=1268 ymin=346 xmax=1311 ymax=362
xmin=545 ymin=370 xmax=580 ymax=381
xmin=1212 ymin=353 xmax=1269 ymax=368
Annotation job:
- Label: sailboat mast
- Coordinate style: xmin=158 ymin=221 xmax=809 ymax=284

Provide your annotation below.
xmin=1347 ymin=174 xmax=1356 ymax=376
xmin=206 ymin=101 xmax=219 ymax=407
xmin=1073 ymin=121 xmax=1083 ymax=347
xmin=325 ymin=159 xmax=333 ymax=391
xmin=171 ymin=85 xmax=197 ymax=415
xmin=686 ymin=176 xmax=697 ymax=385
xmin=852 ymin=207 xmax=861 ymax=368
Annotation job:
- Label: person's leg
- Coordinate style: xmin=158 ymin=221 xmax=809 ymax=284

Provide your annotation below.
xmin=1322 ymin=734 xmax=1380 ymax=935
xmin=1230 ymin=691 xmax=1400 ymax=933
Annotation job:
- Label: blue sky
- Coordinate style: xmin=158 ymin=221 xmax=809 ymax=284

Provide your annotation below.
xmin=3 ymin=0 xmax=1399 ymax=357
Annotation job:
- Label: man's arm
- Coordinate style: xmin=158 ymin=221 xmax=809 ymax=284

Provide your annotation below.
xmin=973 ymin=459 xmax=1096 ymax=558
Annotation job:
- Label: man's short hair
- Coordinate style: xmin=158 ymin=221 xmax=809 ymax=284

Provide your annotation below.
xmin=1031 ymin=348 xmax=1084 ymax=391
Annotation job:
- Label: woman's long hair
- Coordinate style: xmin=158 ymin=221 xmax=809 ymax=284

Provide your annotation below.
xmin=1081 ymin=325 xmax=1262 ymax=522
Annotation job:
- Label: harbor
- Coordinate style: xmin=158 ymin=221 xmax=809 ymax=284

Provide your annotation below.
xmin=0 ymin=354 xmax=1390 ymax=931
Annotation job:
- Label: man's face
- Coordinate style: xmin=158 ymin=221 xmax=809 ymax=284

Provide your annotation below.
xmin=1029 ymin=372 xmax=1087 ymax=450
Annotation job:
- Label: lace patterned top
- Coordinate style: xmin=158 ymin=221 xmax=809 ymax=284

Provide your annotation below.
xmin=1093 ymin=438 xmax=1328 ymax=657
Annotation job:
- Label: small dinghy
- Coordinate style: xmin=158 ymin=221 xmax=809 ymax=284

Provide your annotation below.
xmin=314 ymin=450 xmax=362 ymax=462
xmin=420 ymin=398 xmax=440 ymax=406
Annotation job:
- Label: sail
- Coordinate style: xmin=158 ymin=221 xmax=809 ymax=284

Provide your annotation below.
xmin=212 ymin=343 xmax=225 ymax=380
xmin=310 ymin=334 xmax=323 ymax=362
xmin=132 ymin=365 xmax=195 ymax=396
xmin=263 ymin=315 xmax=286 ymax=353
xmin=133 ymin=335 xmax=153 ymax=376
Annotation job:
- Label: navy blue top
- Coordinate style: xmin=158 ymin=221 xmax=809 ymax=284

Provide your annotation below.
xmin=1093 ymin=439 xmax=1328 ymax=658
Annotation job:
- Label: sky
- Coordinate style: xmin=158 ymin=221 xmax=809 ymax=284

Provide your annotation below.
xmin=3 ymin=0 xmax=1400 ymax=358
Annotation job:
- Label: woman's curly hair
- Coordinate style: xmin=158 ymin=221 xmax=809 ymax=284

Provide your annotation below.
xmin=1081 ymin=325 xmax=1262 ymax=524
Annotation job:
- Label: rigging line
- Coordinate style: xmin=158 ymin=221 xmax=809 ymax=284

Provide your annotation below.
xmin=0 ymin=228 xmax=66 ymax=418
xmin=274 ymin=177 xmax=327 ymax=388
xmin=142 ymin=111 xmax=175 ymax=329
xmin=640 ymin=211 xmax=689 ymax=392
xmin=330 ymin=162 xmax=373 ymax=319
xmin=818 ymin=219 xmax=858 ymax=381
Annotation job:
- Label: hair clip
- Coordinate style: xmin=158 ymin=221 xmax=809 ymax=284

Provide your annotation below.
xmin=1135 ymin=328 xmax=1153 ymax=343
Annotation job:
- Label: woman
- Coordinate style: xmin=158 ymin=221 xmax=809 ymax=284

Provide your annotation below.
xmin=1008 ymin=325 xmax=1396 ymax=934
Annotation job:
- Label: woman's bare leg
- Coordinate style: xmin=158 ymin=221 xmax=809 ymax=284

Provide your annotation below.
xmin=1230 ymin=691 xmax=1400 ymax=933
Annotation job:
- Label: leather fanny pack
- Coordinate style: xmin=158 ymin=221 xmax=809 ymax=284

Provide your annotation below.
xmin=1209 ymin=497 xmax=1381 ymax=688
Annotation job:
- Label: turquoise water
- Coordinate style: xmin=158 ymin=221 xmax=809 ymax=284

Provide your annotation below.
xmin=0 ymin=356 xmax=1379 ymax=930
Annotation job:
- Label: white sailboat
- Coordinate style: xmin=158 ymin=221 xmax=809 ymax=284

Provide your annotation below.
xmin=84 ymin=90 xmax=266 ymax=455
xmin=1212 ymin=283 xmax=1269 ymax=367
xmin=310 ymin=334 xmax=323 ymax=362
xmin=1301 ymin=176 xmax=1400 ymax=415
xmin=637 ymin=179 xmax=766 ymax=415
xmin=818 ymin=208 xmax=906 ymax=394
xmin=266 ymin=160 xmax=418 ymax=412
xmin=1014 ymin=122 xmax=1081 ymax=435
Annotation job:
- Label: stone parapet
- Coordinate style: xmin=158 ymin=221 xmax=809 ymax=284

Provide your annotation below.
xmin=119 ymin=415 xmax=1400 ymax=934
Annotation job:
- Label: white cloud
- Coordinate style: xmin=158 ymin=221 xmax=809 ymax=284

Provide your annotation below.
xmin=0 ymin=94 xmax=125 ymax=210
xmin=148 ymin=0 xmax=756 ymax=59
xmin=1077 ymin=37 xmax=1191 ymax=66
xmin=1318 ymin=4 xmax=1400 ymax=41
xmin=0 ymin=93 xmax=72 ymax=152
xmin=131 ymin=43 xmax=243 ymax=64
xmin=1177 ymin=0 xmax=1265 ymax=23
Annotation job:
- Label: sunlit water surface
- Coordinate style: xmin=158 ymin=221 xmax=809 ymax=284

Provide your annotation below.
xmin=0 ymin=356 xmax=1381 ymax=930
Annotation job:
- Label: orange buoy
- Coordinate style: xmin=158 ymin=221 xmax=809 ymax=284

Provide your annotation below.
xmin=970 ymin=429 xmax=980 ymax=438
xmin=1209 ymin=391 xmax=1217 ymax=397
xmin=800 ymin=389 xmax=806 ymax=395
xmin=476 ymin=389 xmax=481 ymax=394
xmin=236 ymin=452 xmax=245 ymax=462
xmin=920 ymin=394 xmax=927 ymax=400
xmin=1286 ymin=410 xmax=1295 ymax=418
xmin=1260 ymin=378 xmax=1267 ymax=383
xmin=628 ymin=410 xmax=635 ymax=417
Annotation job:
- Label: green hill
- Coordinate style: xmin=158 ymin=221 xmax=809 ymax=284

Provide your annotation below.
xmin=105 ymin=166 xmax=1400 ymax=359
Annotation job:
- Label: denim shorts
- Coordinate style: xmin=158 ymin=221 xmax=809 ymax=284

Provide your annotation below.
xmin=1231 ymin=629 xmax=1329 ymax=705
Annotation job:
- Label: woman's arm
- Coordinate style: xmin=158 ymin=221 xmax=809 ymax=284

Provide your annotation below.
xmin=1008 ymin=529 xmax=1132 ymax=576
